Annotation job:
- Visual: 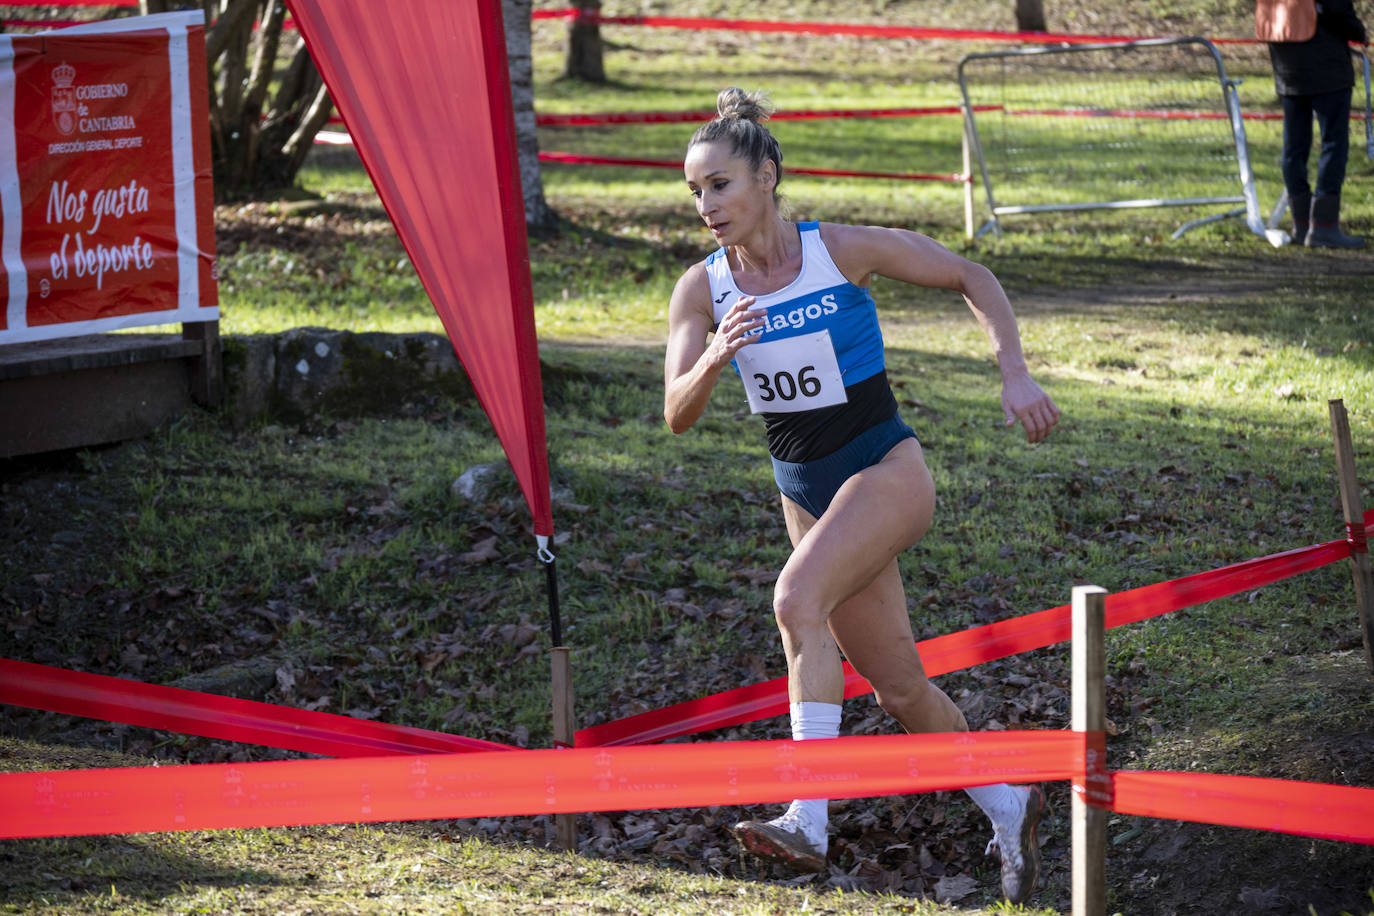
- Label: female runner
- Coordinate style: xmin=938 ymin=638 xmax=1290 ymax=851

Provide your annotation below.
xmin=663 ymin=88 xmax=1061 ymax=904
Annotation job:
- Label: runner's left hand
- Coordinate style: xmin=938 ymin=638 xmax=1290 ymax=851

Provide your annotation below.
xmin=1002 ymin=373 xmax=1059 ymax=443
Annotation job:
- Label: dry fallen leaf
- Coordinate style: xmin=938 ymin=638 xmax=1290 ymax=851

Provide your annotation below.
xmin=275 ymin=665 xmax=296 ymax=693
xmin=934 ymin=873 xmax=980 ymax=903
xmin=457 ymin=536 xmax=500 ymax=564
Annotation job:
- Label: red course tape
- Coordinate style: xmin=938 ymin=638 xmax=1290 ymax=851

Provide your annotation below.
xmin=1112 ymin=771 xmax=1374 ymax=845
xmin=0 ymin=731 xmax=1077 ymax=839
xmin=5 ymin=729 xmax=1372 ymax=846
xmin=0 ymin=659 xmax=514 ymax=758
xmin=531 ymin=9 xmax=1260 ymax=46
xmin=5 ymin=516 xmax=1371 ymax=844
xmin=6 ymin=518 xmax=1369 ymax=759
xmin=578 ymin=523 xmax=1366 ymax=746
xmin=536 ymin=105 xmax=992 ymax=127
xmin=0 ymin=0 xmax=134 ymax=5
xmin=538 ymin=151 xmax=968 ymax=183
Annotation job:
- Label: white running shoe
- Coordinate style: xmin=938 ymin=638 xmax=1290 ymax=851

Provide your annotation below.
xmin=731 ymin=809 xmax=827 ymax=872
xmin=984 ymin=784 xmax=1047 ymax=904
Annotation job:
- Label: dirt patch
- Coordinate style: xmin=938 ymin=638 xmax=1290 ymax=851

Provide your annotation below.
xmin=1005 ymin=249 xmax=1374 ymax=315
xmin=1111 ymin=816 xmax=1374 ymax=916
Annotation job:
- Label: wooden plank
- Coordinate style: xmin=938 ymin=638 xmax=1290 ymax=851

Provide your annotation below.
xmin=0 ymin=360 xmax=193 ymax=457
xmin=552 ymin=646 xmax=578 ymax=852
xmin=1328 ymin=399 xmax=1374 ymax=674
xmin=0 ymin=333 xmax=202 ymax=381
xmin=1072 ymin=585 xmax=1108 ymax=916
xmin=0 ymin=329 xmax=217 ymax=455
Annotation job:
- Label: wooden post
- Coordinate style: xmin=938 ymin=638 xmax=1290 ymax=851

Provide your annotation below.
xmin=1071 ymin=585 xmax=1108 ymax=916
xmin=551 ymin=646 xmax=578 ymax=851
xmin=962 ymin=108 xmax=976 ymax=240
xmin=1328 ymin=399 xmax=1374 ymax=674
xmin=181 ymin=319 xmax=222 ymax=407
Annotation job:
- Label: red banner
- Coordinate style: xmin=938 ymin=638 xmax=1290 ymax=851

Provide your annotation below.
xmin=0 ymin=12 xmax=217 ymax=344
xmin=285 ymin=0 xmax=553 ymax=539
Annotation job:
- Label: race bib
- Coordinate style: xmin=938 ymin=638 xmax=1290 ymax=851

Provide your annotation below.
xmin=735 ymin=330 xmax=846 ymax=414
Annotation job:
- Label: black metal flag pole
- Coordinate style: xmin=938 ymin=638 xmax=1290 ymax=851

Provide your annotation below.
xmin=538 ymin=535 xmax=577 ymax=850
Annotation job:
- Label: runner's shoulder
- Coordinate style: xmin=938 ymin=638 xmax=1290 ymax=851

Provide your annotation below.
xmin=670 ymin=260 xmax=714 ymax=318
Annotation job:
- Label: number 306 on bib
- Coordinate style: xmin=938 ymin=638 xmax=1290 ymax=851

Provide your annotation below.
xmin=734 ymin=330 xmax=846 ymax=414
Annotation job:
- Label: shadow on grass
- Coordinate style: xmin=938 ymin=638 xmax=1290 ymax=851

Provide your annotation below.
xmin=0 ymin=740 xmax=291 ymax=909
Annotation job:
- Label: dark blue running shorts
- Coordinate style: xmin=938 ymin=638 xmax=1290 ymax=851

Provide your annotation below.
xmin=770 ymin=413 xmax=917 ymax=519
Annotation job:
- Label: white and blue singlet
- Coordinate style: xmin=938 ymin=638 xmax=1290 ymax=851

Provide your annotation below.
xmin=705 ymin=221 xmax=916 ymax=518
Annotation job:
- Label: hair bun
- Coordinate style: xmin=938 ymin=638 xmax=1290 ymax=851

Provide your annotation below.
xmin=716 ymin=87 xmax=775 ymax=124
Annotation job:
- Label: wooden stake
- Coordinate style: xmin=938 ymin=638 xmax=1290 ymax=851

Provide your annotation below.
xmin=551 ymin=646 xmax=578 ymax=851
xmin=1328 ymin=399 xmax=1374 ymax=674
xmin=181 ymin=319 xmax=222 ymax=407
xmin=1071 ymin=585 xmax=1108 ymax=916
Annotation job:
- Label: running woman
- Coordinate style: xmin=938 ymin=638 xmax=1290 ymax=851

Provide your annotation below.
xmin=662 ymin=88 xmax=1060 ymax=905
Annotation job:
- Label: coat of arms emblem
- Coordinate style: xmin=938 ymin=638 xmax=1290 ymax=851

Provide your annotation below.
xmin=51 ymin=62 xmax=77 ymax=135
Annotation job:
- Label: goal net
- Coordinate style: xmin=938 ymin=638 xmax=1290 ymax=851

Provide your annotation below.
xmin=958 ymin=38 xmax=1268 ymax=241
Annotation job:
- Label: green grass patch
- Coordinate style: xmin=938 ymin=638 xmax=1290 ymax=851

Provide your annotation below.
xmin=5 ymin=0 xmax=1374 ymax=912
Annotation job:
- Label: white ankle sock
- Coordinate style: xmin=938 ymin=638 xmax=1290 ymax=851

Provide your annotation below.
xmin=777 ymin=701 xmax=841 ymax=848
xmin=965 ymin=782 xmax=1024 ymax=834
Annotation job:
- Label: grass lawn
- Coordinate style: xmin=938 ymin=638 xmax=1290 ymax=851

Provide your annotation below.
xmin=3 ymin=1 xmax=1374 ymax=914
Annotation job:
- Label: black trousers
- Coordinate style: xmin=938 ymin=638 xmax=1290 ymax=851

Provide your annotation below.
xmin=1280 ymin=87 xmax=1353 ymax=200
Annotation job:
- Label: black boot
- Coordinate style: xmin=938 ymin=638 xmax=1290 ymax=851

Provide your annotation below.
xmin=1289 ymin=191 xmax=1310 ymax=246
xmin=1306 ymin=193 xmax=1365 ymax=249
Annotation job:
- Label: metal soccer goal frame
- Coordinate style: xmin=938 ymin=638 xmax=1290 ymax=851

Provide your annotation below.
xmin=957 ymin=37 xmax=1268 ymax=241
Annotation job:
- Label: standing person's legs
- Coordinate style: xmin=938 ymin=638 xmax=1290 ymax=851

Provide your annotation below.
xmin=1307 ymin=87 xmax=1363 ymax=248
xmin=1280 ymin=93 xmax=1315 ymax=242
xmin=1312 ymin=87 xmax=1352 ymax=198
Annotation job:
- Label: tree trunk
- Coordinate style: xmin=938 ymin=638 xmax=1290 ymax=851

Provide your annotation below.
xmin=143 ymin=0 xmax=333 ymax=198
xmin=145 ymin=0 xmax=552 ymax=227
xmin=564 ymin=0 xmax=605 ymax=83
xmin=1015 ymin=0 xmax=1048 ymax=32
xmin=503 ymin=0 xmax=559 ymax=234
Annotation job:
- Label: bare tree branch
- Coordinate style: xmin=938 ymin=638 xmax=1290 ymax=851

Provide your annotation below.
xmin=242 ymin=0 xmax=285 ymax=121
xmin=281 ymin=80 xmax=334 ymax=171
xmin=266 ymin=40 xmax=312 ymax=126
xmin=205 ymin=0 xmax=260 ymax=68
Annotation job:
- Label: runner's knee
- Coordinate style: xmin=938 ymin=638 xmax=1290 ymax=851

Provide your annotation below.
xmin=772 ymin=577 xmax=828 ymax=636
